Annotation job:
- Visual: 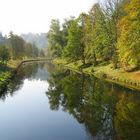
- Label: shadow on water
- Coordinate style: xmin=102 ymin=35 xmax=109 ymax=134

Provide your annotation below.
xmin=46 ymin=65 xmax=140 ymax=140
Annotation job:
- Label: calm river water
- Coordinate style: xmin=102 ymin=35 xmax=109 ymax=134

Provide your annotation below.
xmin=0 ymin=62 xmax=140 ymax=140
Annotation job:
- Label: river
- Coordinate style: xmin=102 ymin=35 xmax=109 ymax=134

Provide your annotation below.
xmin=0 ymin=62 xmax=140 ymax=140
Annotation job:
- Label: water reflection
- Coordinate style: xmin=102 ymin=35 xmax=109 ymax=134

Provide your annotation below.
xmin=0 ymin=62 xmax=140 ymax=140
xmin=0 ymin=62 xmax=92 ymax=140
xmin=0 ymin=62 xmax=54 ymax=100
xmin=46 ymin=66 xmax=140 ymax=140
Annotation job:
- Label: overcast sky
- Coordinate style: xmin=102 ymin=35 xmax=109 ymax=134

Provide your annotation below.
xmin=0 ymin=0 xmax=98 ymax=35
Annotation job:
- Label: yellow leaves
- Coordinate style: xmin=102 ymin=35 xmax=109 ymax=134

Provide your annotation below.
xmin=117 ymin=0 xmax=140 ymax=68
xmin=125 ymin=0 xmax=140 ymax=13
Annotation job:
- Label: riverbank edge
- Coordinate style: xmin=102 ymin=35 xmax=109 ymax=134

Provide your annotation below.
xmin=0 ymin=58 xmax=52 ymax=92
xmin=53 ymin=59 xmax=140 ymax=91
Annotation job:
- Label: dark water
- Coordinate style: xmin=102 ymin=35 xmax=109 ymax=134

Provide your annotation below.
xmin=0 ymin=62 xmax=140 ymax=140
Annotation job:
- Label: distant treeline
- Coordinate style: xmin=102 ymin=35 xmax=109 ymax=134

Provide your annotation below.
xmin=0 ymin=32 xmax=45 ymax=64
xmin=47 ymin=0 xmax=140 ymax=70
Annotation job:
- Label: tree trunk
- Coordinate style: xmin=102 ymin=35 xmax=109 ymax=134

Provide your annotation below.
xmin=93 ymin=52 xmax=97 ymax=66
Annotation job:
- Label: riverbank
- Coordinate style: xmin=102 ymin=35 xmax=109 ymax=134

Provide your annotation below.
xmin=53 ymin=59 xmax=140 ymax=91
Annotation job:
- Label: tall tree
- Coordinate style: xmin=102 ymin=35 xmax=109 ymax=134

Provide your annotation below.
xmin=25 ymin=43 xmax=34 ymax=58
xmin=102 ymin=0 xmax=129 ymax=68
xmin=63 ymin=14 xmax=86 ymax=64
xmin=117 ymin=0 xmax=140 ymax=69
xmin=8 ymin=32 xmax=25 ymax=59
xmin=0 ymin=45 xmax=10 ymax=64
xmin=61 ymin=17 xmax=75 ymax=47
xmin=88 ymin=4 xmax=111 ymax=64
xmin=47 ymin=19 xmax=63 ymax=58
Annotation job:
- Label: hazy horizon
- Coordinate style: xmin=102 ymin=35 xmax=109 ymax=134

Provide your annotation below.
xmin=0 ymin=0 xmax=98 ymax=35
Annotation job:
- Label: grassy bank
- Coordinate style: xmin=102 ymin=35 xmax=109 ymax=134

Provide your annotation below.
xmin=53 ymin=59 xmax=140 ymax=91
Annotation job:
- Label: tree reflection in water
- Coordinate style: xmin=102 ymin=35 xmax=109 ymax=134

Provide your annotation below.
xmin=0 ymin=63 xmax=140 ymax=140
xmin=0 ymin=62 xmax=54 ymax=100
xmin=46 ymin=66 xmax=140 ymax=140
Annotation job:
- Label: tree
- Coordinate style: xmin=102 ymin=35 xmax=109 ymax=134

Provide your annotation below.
xmin=82 ymin=13 xmax=93 ymax=64
xmin=47 ymin=19 xmax=63 ymax=58
xmin=8 ymin=32 xmax=25 ymax=59
xmin=117 ymin=0 xmax=140 ymax=69
xmin=39 ymin=49 xmax=45 ymax=57
xmin=25 ymin=43 xmax=33 ymax=58
xmin=63 ymin=14 xmax=86 ymax=64
xmin=32 ymin=44 xmax=39 ymax=58
xmin=100 ymin=0 xmax=129 ymax=68
xmin=61 ymin=17 xmax=75 ymax=47
xmin=0 ymin=45 xmax=10 ymax=64
xmin=87 ymin=4 xmax=111 ymax=64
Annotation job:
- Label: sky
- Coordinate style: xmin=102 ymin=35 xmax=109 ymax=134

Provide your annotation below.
xmin=0 ymin=0 xmax=98 ymax=35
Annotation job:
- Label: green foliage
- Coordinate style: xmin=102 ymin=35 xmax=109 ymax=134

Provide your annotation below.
xmin=117 ymin=0 xmax=140 ymax=68
xmin=48 ymin=0 xmax=139 ymax=70
xmin=25 ymin=43 xmax=34 ymax=57
xmin=0 ymin=32 xmax=40 ymax=62
xmin=62 ymin=20 xmax=83 ymax=61
xmin=8 ymin=32 xmax=26 ymax=59
xmin=47 ymin=18 xmax=75 ymax=59
xmin=0 ymin=45 xmax=10 ymax=64
xmin=61 ymin=17 xmax=75 ymax=47
xmin=47 ymin=19 xmax=63 ymax=58
xmin=89 ymin=4 xmax=113 ymax=62
xmin=39 ymin=49 xmax=45 ymax=57
xmin=0 ymin=72 xmax=11 ymax=93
